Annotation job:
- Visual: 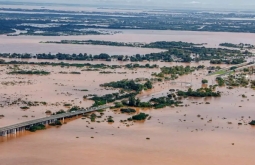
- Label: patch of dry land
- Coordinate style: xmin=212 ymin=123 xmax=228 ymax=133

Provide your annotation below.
xmin=0 ymin=58 xmax=255 ymax=165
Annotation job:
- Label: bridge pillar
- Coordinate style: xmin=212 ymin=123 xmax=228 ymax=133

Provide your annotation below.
xmin=1 ymin=131 xmax=7 ymax=136
xmin=12 ymin=129 xmax=16 ymax=134
xmin=62 ymin=118 xmax=64 ymax=122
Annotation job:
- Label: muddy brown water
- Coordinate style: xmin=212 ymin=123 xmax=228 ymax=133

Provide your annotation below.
xmin=0 ymin=63 xmax=255 ymax=165
xmin=0 ymin=22 xmax=255 ymax=164
xmin=1 ymin=29 xmax=255 ymax=55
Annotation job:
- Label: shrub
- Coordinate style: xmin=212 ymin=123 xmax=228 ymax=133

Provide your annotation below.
xmin=202 ymin=79 xmax=208 ymax=84
xmin=249 ymin=120 xmax=255 ymax=125
xmin=132 ymin=113 xmax=149 ymax=120
xmin=20 ymin=106 xmax=30 ymax=110
xmin=29 ymin=124 xmax=46 ymax=132
xmin=120 ymin=108 xmax=136 ymax=113
xmin=114 ymin=102 xmax=124 ymax=108
xmin=49 ymin=120 xmax=62 ymax=126
xmin=107 ymin=116 xmax=114 ymax=123
xmin=45 ymin=110 xmax=52 ymax=114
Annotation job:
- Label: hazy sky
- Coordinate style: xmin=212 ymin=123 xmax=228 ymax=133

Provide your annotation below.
xmin=1 ymin=0 xmax=255 ymax=10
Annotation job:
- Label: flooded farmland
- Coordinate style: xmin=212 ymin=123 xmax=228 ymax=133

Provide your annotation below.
xmin=0 ymin=4 xmax=255 ymax=163
xmin=1 ymin=30 xmax=255 ymax=55
xmin=0 ymin=60 xmax=255 ymax=165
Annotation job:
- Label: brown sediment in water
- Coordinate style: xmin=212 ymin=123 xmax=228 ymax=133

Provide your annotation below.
xmin=1 ymin=30 xmax=255 ymax=54
xmin=0 ymin=62 xmax=255 ymax=165
xmin=1 ymin=30 xmax=255 ymax=164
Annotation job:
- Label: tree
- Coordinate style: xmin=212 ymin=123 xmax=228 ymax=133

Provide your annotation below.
xmin=144 ymin=81 xmax=153 ymax=89
xmin=135 ymin=98 xmax=141 ymax=106
xmin=129 ymin=95 xmax=136 ymax=106
xmin=202 ymin=79 xmax=208 ymax=84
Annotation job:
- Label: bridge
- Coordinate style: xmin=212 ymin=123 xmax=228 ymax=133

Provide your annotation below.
xmin=0 ymin=105 xmax=110 ymax=136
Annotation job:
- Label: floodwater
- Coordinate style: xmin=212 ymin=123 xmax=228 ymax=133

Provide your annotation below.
xmin=1 ymin=30 xmax=255 ymax=55
xmin=1 ymin=3 xmax=255 ymax=165
xmin=0 ymin=63 xmax=255 ymax=165
xmin=0 ymin=57 xmax=229 ymax=68
xmin=0 ymin=35 xmax=164 ymax=55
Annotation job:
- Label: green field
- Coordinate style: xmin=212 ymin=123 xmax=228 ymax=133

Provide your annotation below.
xmin=213 ymin=70 xmax=227 ymax=75
xmin=208 ymin=69 xmax=234 ymax=76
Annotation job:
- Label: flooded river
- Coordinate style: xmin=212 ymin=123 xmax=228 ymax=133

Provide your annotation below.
xmin=0 ymin=28 xmax=255 ymax=165
xmin=0 ymin=62 xmax=254 ymax=165
xmin=1 ymin=29 xmax=255 ymax=55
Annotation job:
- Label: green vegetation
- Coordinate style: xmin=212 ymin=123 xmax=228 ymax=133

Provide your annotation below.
xmin=0 ymin=41 xmax=252 ymax=64
xmin=177 ymin=88 xmax=221 ymax=97
xmin=8 ymin=70 xmax=50 ymax=75
xmin=128 ymin=95 xmax=138 ymax=106
xmin=220 ymin=43 xmax=254 ymax=49
xmin=250 ymin=80 xmax=255 ymax=88
xmin=74 ymin=89 xmax=88 ymax=92
xmin=20 ymin=106 xmax=30 ymax=110
xmin=153 ymin=66 xmax=202 ymax=80
xmin=91 ymin=92 xmax=137 ymax=107
xmin=216 ymin=77 xmax=225 ymax=86
xmin=107 ymin=116 xmax=114 ymax=123
xmin=121 ymin=95 xmax=181 ymax=109
xmin=0 ymin=59 xmax=159 ymax=71
xmin=49 ymin=120 xmax=62 ymax=126
xmin=45 ymin=110 xmax=52 ymax=114
xmin=212 ymin=70 xmax=227 ymax=75
xmin=29 ymin=124 xmax=46 ymax=132
xmin=131 ymin=113 xmax=149 ymax=120
xmin=90 ymin=113 xmax=97 ymax=122
xmin=201 ymin=79 xmax=208 ymax=84
xmin=224 ymin=75 xmax=249 ymax=87
xmin=144 ymin=81 xmax=153 ymax=89
xmin=69 ymin=72 xmax=81 ymax=74
xmin=52 ymin=110 xmax=66 ymax=115
xmin=114 ymin=102 xmax=124 ymax=108
xmin=100 ymin=79 xmax=153 ymax=92
xmin=100 ymin=79 xmax=143 ymax=91
xmin=150 ymin=97 xmax=181 ymax=109
xmin=43 ymin=40 xmax=202 ymax=49
xmin=249 ymin=120 xmax=255 ymax=125
xmin=120 ymin=108 xmax=136 ymax=113
xmin=68 ymin=106 xmax=80 ymax=112
xmin=210 ymin=58 xmax=246 ymax=65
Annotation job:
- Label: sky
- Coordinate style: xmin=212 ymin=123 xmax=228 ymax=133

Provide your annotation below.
xmin=1 ymin=0 xmax=255 ymax=10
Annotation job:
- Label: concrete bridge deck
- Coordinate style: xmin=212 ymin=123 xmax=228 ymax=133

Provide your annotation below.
xmin=0 ymin=105 xmax=110 ymax=136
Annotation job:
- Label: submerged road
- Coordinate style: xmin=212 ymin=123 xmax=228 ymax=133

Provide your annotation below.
xmin=0 ymin=105 xmax=110 ymax=136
